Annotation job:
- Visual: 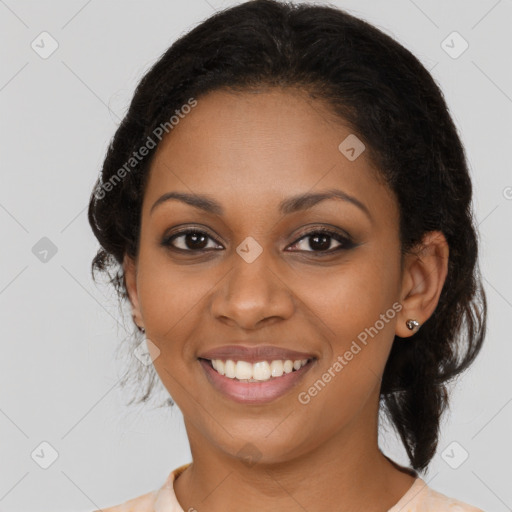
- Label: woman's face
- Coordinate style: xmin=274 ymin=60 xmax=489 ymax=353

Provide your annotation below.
xmin=125 ymin=87 xmax=408 ymax=463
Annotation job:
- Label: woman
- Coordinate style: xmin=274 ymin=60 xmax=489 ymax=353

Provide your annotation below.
xmin=88 ymin=1 xmax=487 ymax=510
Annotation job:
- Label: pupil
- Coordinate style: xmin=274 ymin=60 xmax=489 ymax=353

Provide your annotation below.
xmin=186 ymin=232 xmax=208 ymax=249
xmin=310 ymin=234 xmax=330 ymax=251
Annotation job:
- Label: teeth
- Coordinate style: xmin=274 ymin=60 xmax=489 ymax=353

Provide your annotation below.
xmin=235 ymin=361 xmax=253 ymax=380
xmin=216 ymin=360 xmax=225 ymax=376
xmin=225 ymin=360 xmax=236 ymax=379
xmin=253 ymin=361 xmax=271 ymax=381
xmin=270 ymin=360 xmax=284 ymax=377
xmin=209 ymin=358 xmax=309 ymax=382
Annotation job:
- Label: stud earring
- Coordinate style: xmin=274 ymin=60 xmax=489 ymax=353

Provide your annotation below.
xmin=406 ymin=319 xmax=420 ymax=331
xmin=137 ymin=325 xmax=145 ymax=334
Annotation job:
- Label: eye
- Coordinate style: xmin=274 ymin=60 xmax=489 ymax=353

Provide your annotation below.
xmin=161 ymin=229 xmax=223 ymax=252
xmin=161 ymin=226 xmax=356 ymax=255
xmin=286 ymin=228 xmax=355 ymax=254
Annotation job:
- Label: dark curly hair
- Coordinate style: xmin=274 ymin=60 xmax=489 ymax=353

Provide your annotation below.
xmin=88 ymin=0 xmax=486 ymax=472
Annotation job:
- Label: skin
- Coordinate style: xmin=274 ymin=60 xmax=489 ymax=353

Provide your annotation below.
xmin=123 ymin=87 xmax=449 ymax=512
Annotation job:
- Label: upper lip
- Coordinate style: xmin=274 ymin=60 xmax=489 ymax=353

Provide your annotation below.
xmin=198 ymin=344 xmax=316 ymax=363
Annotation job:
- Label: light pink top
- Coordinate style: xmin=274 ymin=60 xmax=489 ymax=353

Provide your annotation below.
xmin=98 ymin=463 xmax=485 ymax=511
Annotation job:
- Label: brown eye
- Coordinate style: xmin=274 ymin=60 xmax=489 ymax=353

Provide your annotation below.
xmin=287 ymin=229 xmax=355 ymax=254
xmin=162 ymin=229 xmax=223 ymax=252
xmin=161 ymin=226 xmax=356 ymax=255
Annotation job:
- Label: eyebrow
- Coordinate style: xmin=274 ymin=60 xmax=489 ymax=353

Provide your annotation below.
xmin=150 ymin=188 xmax=372 ymax=221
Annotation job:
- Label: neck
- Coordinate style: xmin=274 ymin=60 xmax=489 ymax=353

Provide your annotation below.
xmin=173 ymin=400 xmax=417 ymax=512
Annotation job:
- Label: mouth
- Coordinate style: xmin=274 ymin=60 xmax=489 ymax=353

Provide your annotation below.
xmin=199 ymin=357 xmax=312 ymax=382
xmin=198 ymin=355 xmax=316 ymax=404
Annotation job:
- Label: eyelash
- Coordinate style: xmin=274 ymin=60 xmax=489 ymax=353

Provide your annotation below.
xmin=161 ymin=226 xmax=356 ymax=255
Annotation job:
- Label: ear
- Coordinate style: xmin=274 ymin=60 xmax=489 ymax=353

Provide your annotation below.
xmin=395 ymin=231 xmax=449 ymax=338
xmin=123 ymin=253 xmax=144 ymax=330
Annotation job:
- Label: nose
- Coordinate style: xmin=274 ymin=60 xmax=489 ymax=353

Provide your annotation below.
xmin=210 ymin=249 xmax=295 ymax=330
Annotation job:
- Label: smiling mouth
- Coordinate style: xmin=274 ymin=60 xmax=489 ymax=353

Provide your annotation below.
xmin=199 ymin=357 xmax=313 ymax=382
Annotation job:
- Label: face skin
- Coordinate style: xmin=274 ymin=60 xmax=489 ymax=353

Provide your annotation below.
xmin=123 ymin=87 xmax=449 ymax=512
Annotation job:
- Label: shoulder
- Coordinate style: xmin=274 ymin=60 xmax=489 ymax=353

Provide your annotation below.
xmin=93 ymin=463 xmax=191 ymax=512
xmin=424 ymin=486 xmax=485 ymax=512
xmin=93 ymin=489 xmax=159 ymax=512
xmin=397 ymin=477 xmax=485 ymax=512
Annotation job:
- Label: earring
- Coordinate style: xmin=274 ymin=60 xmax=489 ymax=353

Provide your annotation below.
xmin=406 ymin=319 xmax=420 ymax=331
xmin=137 ymin=325 xmax=145 ymax=334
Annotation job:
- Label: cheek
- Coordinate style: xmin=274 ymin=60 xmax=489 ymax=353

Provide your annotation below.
xmin=309 ymin=250 xmax=400 ymax=338
xmin=135 ymin=249 xmax=235 ymax=384
xmin=301 ymin=248 xmax=402 ymax=406
xmin=136 ymin=256 xmax=209 ymax=404
xmin=135 ymin=256 xmax=209 ymax=354
xmin=295 ymin=269 xmax=400 ymax=441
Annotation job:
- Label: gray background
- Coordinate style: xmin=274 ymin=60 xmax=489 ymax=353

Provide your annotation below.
xmin=1 ymin=0 xmax=511 ymax=510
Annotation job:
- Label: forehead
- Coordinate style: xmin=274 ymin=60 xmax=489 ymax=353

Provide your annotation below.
xmin=143 ymin=87 xmax=397 ymax=223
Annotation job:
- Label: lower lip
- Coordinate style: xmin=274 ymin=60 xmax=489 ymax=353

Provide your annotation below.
xmin=199 ymin=358 xmax=314 ymax=404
